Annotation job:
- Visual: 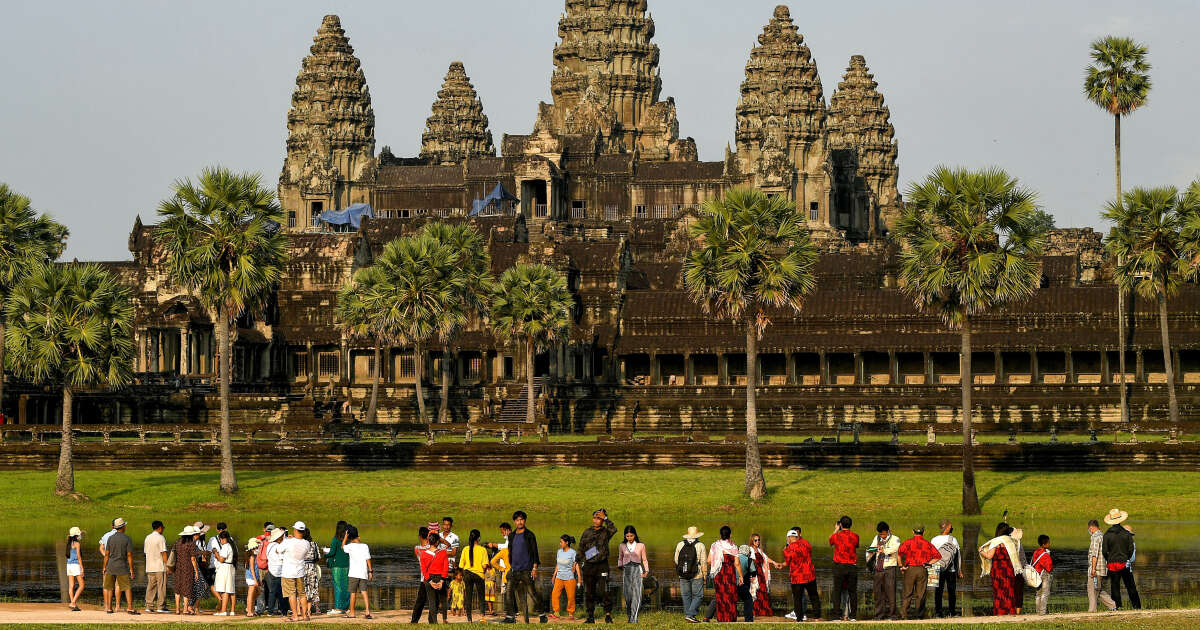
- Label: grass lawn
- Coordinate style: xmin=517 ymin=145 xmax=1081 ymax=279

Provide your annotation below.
xmin=5 ymin=469 xmax=1199 ymax=549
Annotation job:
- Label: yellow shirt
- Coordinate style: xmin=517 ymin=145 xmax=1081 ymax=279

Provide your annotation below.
xmin=460 ymin=543 xmax=489 ymax=576
xmin=492 ymin=548 xmax=510 ymax=584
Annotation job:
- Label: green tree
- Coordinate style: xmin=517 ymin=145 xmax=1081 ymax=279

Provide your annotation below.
xmin=0 ymin=184 xmax=68 ymax=415
xmin=1029 ymin=209 xmax=1057 ymax=235
xmin=367 ymin=233 xmax=465 ymax=423
xmin=491 ymin=264 xmax=572 ymax=425
xmin=1085 ymin=35 xmax=1151 ymax=424
xmin=336 ymin=265 xmax=389 ymax=423
xmin=893 ymin=167 xmax=1047 ymax=515
xmin=4 ymin=264 xmax=133 ymax=495
xmin=1107 ymin=185 xmax=1200 ymax=425
xmin=682 ymin=189 xmax=818 ymax=500
xmin=420 ymin=222 xmax=493 ymax=423
xmin=155 ymin=167 xmax=288 ymax=494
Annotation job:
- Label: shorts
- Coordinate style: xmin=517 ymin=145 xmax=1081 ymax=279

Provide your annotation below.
xmin=245 ymin=568 xmax=258 ymax=586
xmin=281 ymin=577 xmax=304 ymax=599
xmin=103 ymin=573 xmax=131 ymax=590
xmin=348 ymin=577 xmax=370 ymax=593
xmin=67 ymin=563 xmax=82 ymax=577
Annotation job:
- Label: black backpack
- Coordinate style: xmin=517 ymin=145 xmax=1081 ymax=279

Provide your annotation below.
xmin=676 ymin=540 xmax=699 ymax=579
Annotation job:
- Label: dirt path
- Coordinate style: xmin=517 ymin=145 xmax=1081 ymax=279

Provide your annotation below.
xmin=0 ymin=603 xmax=1195 ymax=625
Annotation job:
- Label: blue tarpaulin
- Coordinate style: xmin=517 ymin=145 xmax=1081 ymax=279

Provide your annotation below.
xmin=469 ymin=184 xmax=520 ymax=216
xmin=318 ymin=203 xmax=374 ymax=229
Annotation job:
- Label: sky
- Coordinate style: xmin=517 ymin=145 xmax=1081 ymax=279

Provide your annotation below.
xmin=2 ymin=0 xmax=1197 ymax=261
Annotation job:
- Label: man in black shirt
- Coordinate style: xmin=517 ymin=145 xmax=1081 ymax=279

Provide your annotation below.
xmin=578 ymin=509 xmax=617 ymax=624
xmin=1101 ymin=509 xmax=1141 ymax=610
xmin=502 ymin=511 xmax=547 ymax=624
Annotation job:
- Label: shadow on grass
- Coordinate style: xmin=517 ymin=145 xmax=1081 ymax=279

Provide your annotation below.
xmin=978 ymin=473 xmax=1030 ymax=513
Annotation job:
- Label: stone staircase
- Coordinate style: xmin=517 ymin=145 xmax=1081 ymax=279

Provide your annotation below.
xmin=497 ymin=377 xmax=548 ymax=422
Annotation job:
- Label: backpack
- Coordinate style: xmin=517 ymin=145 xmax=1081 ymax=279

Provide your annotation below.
xmin=256 ymin=538 xmax=271 ymax=571
xmin=676 ymin=540 xmax=699 ymax=579
xmin=1022 ymin=550 xmax=1045 ymax=588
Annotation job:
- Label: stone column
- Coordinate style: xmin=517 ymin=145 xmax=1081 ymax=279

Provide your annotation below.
xmin=618 ymin=356 xmax=627 ymax=385
xmin=888 ymin=351 xmax=898 ymax=385
xmin=854 ymin=352 xmax=864 ymax=385
xmin=1135 ymin=350 xmax=1145 ymax=384
xmin=785 ymin=353 xmax=796 ymax=385
xmin=923 ymin=351 xmax=933 ymax=386
xmin=684 ymin=353 xmax=693 ymax=386
xmin=649 ymin=352 xmax=659 ymax=386
xmin=1173 ymin=349 xmax=1182 ymax=383
xmin=306 ymin=341 xmax=316 ymax=386
xmin=1030 ymin=351 xmax=1039 ymax=384
xmin=819 ymin=351 xmax=830 ymax=385
xmin=1101 ymin=350 xmax=1111 ymax=384
xmin=179 ymin=329 xmax=188 ymax=376
xmin=583 ymin=349 xmax=593 ymax=383
xmin=995 ymin=351 xmax=1005 ymax=385
xmin=1066 ymin=351 xmax=1075 ymax=384
xmin=718 ymin=353 xmax=728 ymax=386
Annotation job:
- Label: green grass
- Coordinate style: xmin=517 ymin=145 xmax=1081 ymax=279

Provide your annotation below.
xmin=6 ymin=469 xmax=1200 ymax=549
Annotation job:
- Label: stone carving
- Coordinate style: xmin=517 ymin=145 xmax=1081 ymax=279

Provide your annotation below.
xmin=827 ymin=55 xmax=901 ymax=232
xmin=420 ymin=61 xmax=496 ymax=165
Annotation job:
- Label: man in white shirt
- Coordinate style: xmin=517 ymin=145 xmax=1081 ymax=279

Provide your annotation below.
xmin=266 ymin=527 xmax=287 ymax=615
xmin=143 ymin=521 xmax=169 ymax=613
xmin=929 ymin=520 xmax=962 ymax=618
xmin=439 ymin=517 xmax=460 ymax=571
xmin=866 ymin=522 xmax=901 ymax=621
xmin=344 ymin=525 xmax=373 ymax=619
xmin=207 ymin=523 xmax=228 ymax=601
xmin=279 ymin=522 xmax=312 ymax=621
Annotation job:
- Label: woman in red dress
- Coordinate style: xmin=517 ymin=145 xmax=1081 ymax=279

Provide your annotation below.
xmin=705 ymin=526 xmax=743 ymax=622
xmin=749 ymin=534 xmax=779 ymax=617
xmin=980 ymin=523 xmax=1018 ymax=616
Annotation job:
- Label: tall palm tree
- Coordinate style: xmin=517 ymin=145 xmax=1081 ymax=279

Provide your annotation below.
xmin=893 ymin=167 xmax=1047 ymax=515
xmin=1085 ymin=35 xmax=1151 ymax=424
xmin=491 ymin=264 xmax=572 ymax=425
xmin=366 ymin=234 xmax=465 ymax=423
xmin=4 ymin=264 xmax=134 ymax=495
xmin=336 ymin=265 xmax=388 ymax=423
xmin=1108 ymin=186 xmax=1199 ymax=425
xmin=682 ymin=189 xmax=818 ymax=500
xmin=420 ymin=222 xmax=493 ymax=423
xmin=0 ymin=184 xmax=68 ymax=414
xmin=155 ymin=167 xmax=288 ymax=494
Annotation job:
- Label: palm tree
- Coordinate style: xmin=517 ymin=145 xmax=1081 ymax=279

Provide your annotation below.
xmin=420 ymin=222 xmax=493 ymax=423
xmin=0 ymin=184 xmax=68 ymax=414
xmin=1108 ymin=186 xmax=1200 ymax=425
xmin=1085 ymin=35 xmax=1151 ymax=424
xmin=490 ymin=264 xmax=572 ymax=425
xmin=4 ymin=264 xmax=134 ymax=495
xmin=367 ymin=234 xmax=465 ymax=423
xmin=336 ymin=265 xmax=388 ymax=423
xmin=155 ymin=167 xmax=288 ymax=494
xmin=893 ymin=167 xmax=1047 ymax=515
xmin=682 ymin=189 xmax=818 ymax=500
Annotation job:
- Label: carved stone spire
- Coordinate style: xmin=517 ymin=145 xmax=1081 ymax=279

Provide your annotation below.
xmin=420 ymin=61 xmax=496 ymax=165
xmin=827 ymin=55 xmax=901 ymax=231
xmin=279 ymin=15 xmax=376 ymax=229
xmin=534 ymin=0 xmax=696 ymax=161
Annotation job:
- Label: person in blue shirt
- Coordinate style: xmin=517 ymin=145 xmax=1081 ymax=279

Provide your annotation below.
xmin=501 ymin=511 xmax=547 ymax=624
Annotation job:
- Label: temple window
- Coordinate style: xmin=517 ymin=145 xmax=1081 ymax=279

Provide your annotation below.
xmin=809 ymin=201 xmax=819 ymax=221
xmin=317 ymin=351 xmax=339 ymax=380
xmin=394 ymin=353 xmax=416 ymax=379
xmin=292 ymin=351 xmax=309 ymax=380
xmin=604 ymin=204 xmax=620 ymax=220
xmin=571 ymin=200 xmax=587 ymax=219
xmin=634 ymin=205 xmax=647 ymax=219
xmin=288 ymin=211 xmax=297 ymax=228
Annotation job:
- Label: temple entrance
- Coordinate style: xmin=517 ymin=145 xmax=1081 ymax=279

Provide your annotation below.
xmin=521 ymin=180 xmax=549 ymax=218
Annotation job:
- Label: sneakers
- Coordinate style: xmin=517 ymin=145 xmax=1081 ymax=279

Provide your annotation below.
xmin=539 ymin=615 xmax=549 ymax=624
xmin=785 ymin=611 xmax=797 ymax=620
xmin=604 ymin=613 xmax=613 ymax=624
xmin=326 ymin=609 xmax=343 ymax=615
xmin=684 ymin=616 xmax=699 ymax=623
xmin=499 ymin=617 xmax=517 ymax=624
xmin=155 ymin=609 xmax=170 ymax=614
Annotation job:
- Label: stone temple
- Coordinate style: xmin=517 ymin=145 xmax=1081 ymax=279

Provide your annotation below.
xmin=9 ymin=2 xmax=1199 ymax=432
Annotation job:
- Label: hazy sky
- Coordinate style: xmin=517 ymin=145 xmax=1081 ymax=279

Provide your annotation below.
xmin=2 ymin=0 xmax=1197 ymax=261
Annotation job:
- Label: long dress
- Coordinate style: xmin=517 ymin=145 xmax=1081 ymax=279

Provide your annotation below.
xmin=752 ymin=549 xmax=773 ymax=617
xmin=303 ymin=541 xmax=322 ymax=606
xmin=713 ymin=551 xmax=739 ymax=622
xmin=991 ymin=545 xmax=1017 ymax=616
xmin=172 ymin=541 xmax=197 ymax=601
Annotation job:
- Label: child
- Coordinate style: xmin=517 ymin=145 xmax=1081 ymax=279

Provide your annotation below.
xmin=449 ymin=568 xmax=466 ymax=617
xmin=245 ymin=538 xmax=261 ymax=617
xmin=551 ymin=534 xmax=582 ymax=620
xmin=344 ymin=526 xmax=373 ymax=619
xmin=1032 ymin=534 xmax=1053 ymax=615
xmin=484 ymin=563 xmax=497 ymax=614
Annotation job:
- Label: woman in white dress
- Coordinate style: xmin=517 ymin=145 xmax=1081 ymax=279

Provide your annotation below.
xmin=213 ymin=531 xmax=238 ymax=615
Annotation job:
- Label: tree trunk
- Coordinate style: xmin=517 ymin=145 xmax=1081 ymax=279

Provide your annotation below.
xmin=215 ymin=309 xmax=237 ymax=494
xmin=526 ymin=338 xmax=536 ymax=425
xmin=744 ymin=320 xmax=766 ymax=500
xmin=55 ymin=385 xmax=74 ymax=495
xmin=960 ymin=318 xmax=980 ymax=515
xmin=1159 ymin=294 xmax=1179 ymax=424
xmin=1115 ymin=112 xmax=1129 ymax=424
xmin=414 ymin=342 xmax=427 ymax=423
xmin=0 ymin=319 xmax=6 ymax=417
xmin=367 ymin=345 xmax=380 ymax=424
xmin=439 ymin=344 xmax=451 ymax=423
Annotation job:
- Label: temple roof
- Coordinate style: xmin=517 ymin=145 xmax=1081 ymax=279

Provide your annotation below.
xmin=419 ymin=61 xmax=496 ymax=165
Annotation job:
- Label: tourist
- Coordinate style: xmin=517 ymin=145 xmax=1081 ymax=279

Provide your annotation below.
xmin=748 ymin=533 xmax=781 ymax=618
xmin=326 ymin=521 xmax=350 ymax=615
xmin=930 ymin=519 xmax=962 ymax=618
xmin=456 ymin=530 xmax=486 ymax=623
xmin=866 ymin=521 xmax=901 ymax=620
xmin=673 ymin=526 xmax=707 ymax=623
xmin=253 ymin=522 xmax=274 ymax=614
xmin=440 ymin=517 xmax=461 ymax=571
xmin=1011 ymin=528 xmax=1026 ymax=614
xmin=1086 ymin=519 xmax=1117 ymax=612
xmin=979 ymin=522 xmax=1021 ymax=616
xmin=300 ymin=525 xmax=322 ymax=615
xmin=703 ymin=525 xmax=742 ymax=623
xmin=1102 ymin=508 xmax=1141 ymax=610
xmin=449 ymin=569 xmax=466 ymax=617
xmin=501 ymin=510 xmax=548 ymax=624
xmin=245 ymin=538 xmax=262 ymax=618
xmin=206 ymin=522 xmax=228 ymax=602
xmin=344 ymin=525 xmax=374 ymax=619
xmin=265 ymin=526 xmax=287 ymax=616
xmin=579 ymin=508 xmax=617 ymax=624
xmin=190 ymin=522 xmax=211 ymax=613
xmin=102 ymin=517 xmax=138 ymax=615
xmin=1031 ymin=534 xmax=1053 ymax=615
xmin=828 ymin=515 xmax=859 ymax=621
xmin=618 ymin=525 xmax=649 ymax=623
xmin=421 ymin=532 xmax=450 ymax=624
xmin=897 ymin=525 xmax=938 ymax=619
xmin=173 ymin=525 xmax=201 ymax=615
xmin=489 ymin=523 xmax=512 ymax=617
xmin=279 ymin=522 xmax=312 ymax=621
xmin=735 ymin=543 xmax=757 ymax=622
xmin=143 ymin=521 xmax=168 ymax=614
xmin=65 ymin=526 xmax=84 ymax=611
xmin=410 ymin=526 xmax=432 ymax=623
xmin=782 ymin=527 xmax=820 ymax=622
xmin=550 ymin=534 xmax=581 ymax=620
xmin=213 ymin=530 xmax=237 ymax=616
xmin=484 ymin=561 xmax=498 ymax=616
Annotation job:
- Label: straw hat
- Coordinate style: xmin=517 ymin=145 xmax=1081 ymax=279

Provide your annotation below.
xmin=112 ymin=517 xmax=127 ymax=529
xmin=682 ymin=526 xmax=704 ymax=539
xmin=1104 ymin=508 xmax=1129 ymax=526
xmin=246 ymin=538 xmax=262 ymax=552
xmin=69 ymin=526 xmax=83 ymax=537
xmin=270 ymin=527 xmax=286 ymax=543
xmin=178 ymin=525 xmax=199 ymax=537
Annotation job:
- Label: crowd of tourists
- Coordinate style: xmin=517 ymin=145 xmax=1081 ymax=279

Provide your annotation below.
xmin=64 ymin=507 xmax=1143 ymax=623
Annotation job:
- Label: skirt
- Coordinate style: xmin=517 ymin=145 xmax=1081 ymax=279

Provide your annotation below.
xmin=214 ymin=564 xmax=236 ymax=594
xmin=192 ymin=568 xmax=209 ymax=602
xmin=67 ymin=563 xmax=82 ymax=577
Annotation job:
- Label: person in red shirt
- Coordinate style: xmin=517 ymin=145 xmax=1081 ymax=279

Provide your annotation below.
xmin=420 ymin=533 xmax=449 ymax=624
xmin=782 ymin=528 xmax=821 ymax=621
xmin=828 ymin=515 xmax=860 ymax=621
xmin=1032 ymin=534 xmax=1054 ymax=615
xmin=897 ymin=526 xmax=939 ymax=619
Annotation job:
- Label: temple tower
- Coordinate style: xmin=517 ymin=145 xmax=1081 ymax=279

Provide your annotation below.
xmin=827 ymin=55 xmax=901 ymax=237
xmin=534 ymin=0 xmax=696 ymax=161
xmin=419 ymin=62 xmax=496 ymax=165
xmin=734 ymin=5 xmax=830 ymax=228
xmin=279 ymin=15 xmax=377 ymax=231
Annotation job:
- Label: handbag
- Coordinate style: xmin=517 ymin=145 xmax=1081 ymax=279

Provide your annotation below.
xmin=926 ymin=564 xmax=940 ymax=588
xmin=1022 ymin=553 xmax=1043 ymax=589
xmin=166 ymin=549 xmax=176 ymax=571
